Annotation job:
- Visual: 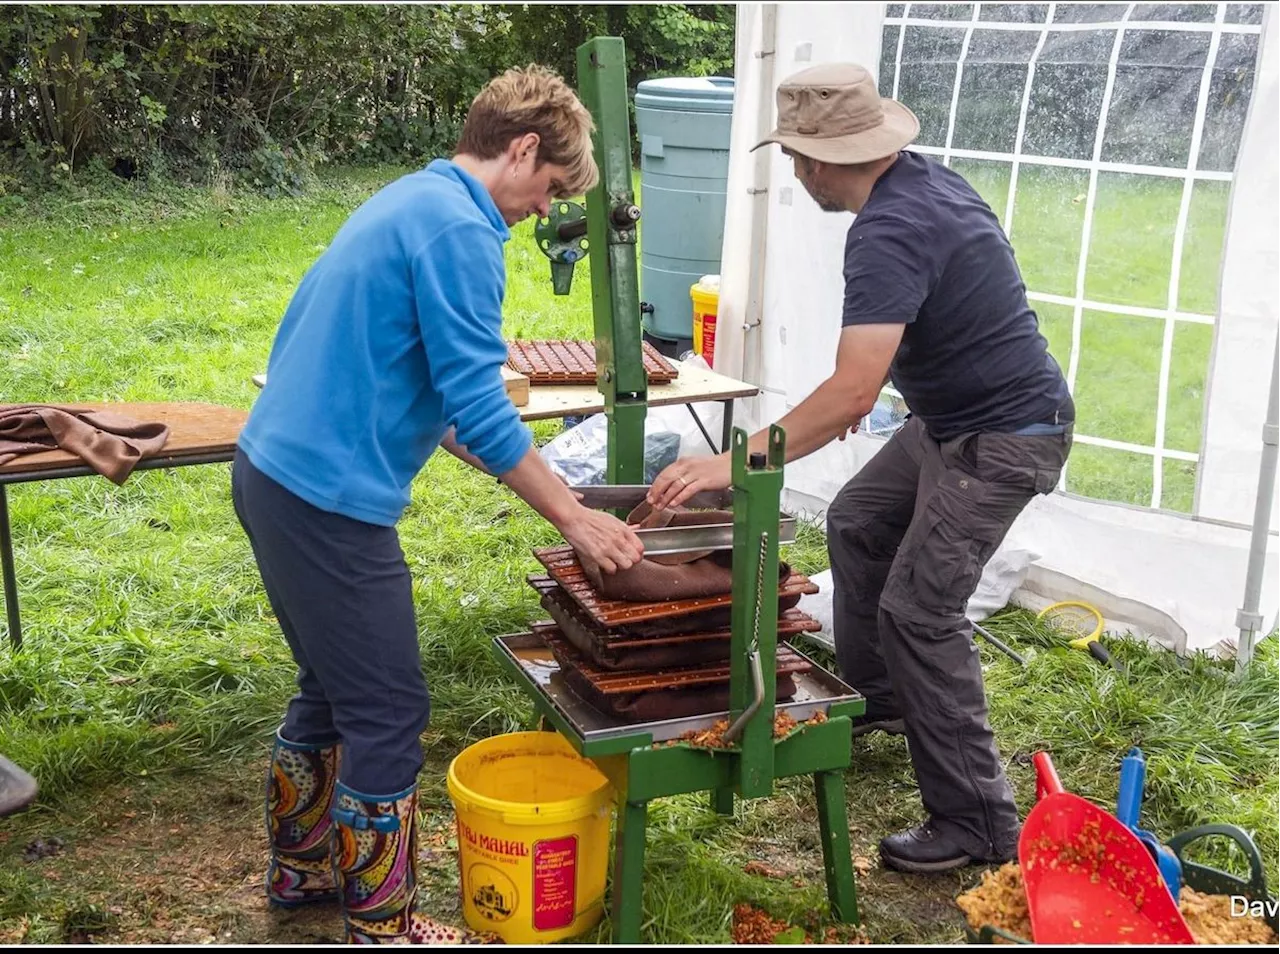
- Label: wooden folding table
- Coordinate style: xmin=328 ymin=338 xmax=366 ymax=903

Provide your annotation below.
xmin=0 ymin=402 xmax=247 ymax=649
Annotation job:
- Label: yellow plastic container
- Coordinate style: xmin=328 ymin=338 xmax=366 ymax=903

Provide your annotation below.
xmin=446 ymin=732 xmax=613 ymax=944
xmin=690 ymin=275 xmax=721 ymax=368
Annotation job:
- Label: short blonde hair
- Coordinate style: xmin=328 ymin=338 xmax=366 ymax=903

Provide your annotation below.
xmin=456 ymin=65 xmax=599 ymax=197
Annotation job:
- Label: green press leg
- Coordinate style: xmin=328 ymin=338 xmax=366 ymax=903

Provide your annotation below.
xmin=814 ymin=770 xmax=860 ymax=924
xmin=612 ymin=796 xmax=648 ymax=943
xmin=712 ymin=787 xmax=734 ymax=815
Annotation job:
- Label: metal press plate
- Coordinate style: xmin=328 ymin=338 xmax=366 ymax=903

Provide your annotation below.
xmin=495 ymin=633 xmax=863 ymax=746
xmin=633 ymin=517 xmax=797 ymax=557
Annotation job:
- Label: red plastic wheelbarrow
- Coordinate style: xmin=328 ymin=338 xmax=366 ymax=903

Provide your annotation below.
xmin=1019 ymin=752 xmax=1196 ymax=944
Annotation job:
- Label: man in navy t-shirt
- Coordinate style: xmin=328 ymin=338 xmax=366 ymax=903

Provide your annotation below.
xmin=649 ymin=63 xmax=1073 ymax=874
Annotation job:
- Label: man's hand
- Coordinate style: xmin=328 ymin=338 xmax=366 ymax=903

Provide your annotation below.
xmin=837 ymin=417 xmax=862 ymax=441
xmin=647 ymin=453 xmax=732 ymax=511
xmin=558 ymin=507 xmax=645 ymax=574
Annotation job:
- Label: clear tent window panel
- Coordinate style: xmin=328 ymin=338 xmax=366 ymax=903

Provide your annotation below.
xmin=876 ymin=1 xmax=1262 ymax=511
xmin=981 ymin=4 xmax=1052 ymax=22
xmin=1072 ymin=310 xmax=1164 ymax=448
xmin=950 ymin=158 xmax=1013 ymax=219
xmin=1052 ymin=4 xmax=1128 ymax=23
xmin=897 ymin=26 xmax=967 ymax=147
xmin=1224 ymin=4 xmax=1264 ymax=24
xmin=1198 ymin=31 xmax=1260 ymax=171
xmin=914 ymin=4 xmax=979 ymax=20
xmin=1085 ymin=172 xmax=1182 ymax=310
xmin=952 ymin=31 xmax=1043 ymax=154
xmin=1103 ymin=29 xmax=1212 ymax=167
xmin=1011 ymin=165 xmax=1091 ymax=295
xmin=1022 ymin=30 xmax=1117 ymax=161
xmin=1178 ymin=179 xmax=1231 ymax=313
xmin=1133 ymin=3 xmax=1218 ymax=21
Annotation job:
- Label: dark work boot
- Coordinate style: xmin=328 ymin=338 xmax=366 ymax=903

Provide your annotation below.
xmin=879 ymin=820 xmax=973 ymax=873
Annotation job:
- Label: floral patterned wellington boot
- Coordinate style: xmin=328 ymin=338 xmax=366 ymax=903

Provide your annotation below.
xmin=265 ymin=730 xmax=341 ymax=906
xmin=331 ymin=781 xmax=494 ymax=945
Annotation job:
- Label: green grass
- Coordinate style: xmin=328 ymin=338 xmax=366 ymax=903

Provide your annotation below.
xmin=0 ymin=167 xmax=1274 ymax=945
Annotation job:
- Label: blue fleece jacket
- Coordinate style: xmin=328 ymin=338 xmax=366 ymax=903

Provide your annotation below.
xmin=238 ymin=159 xmax=532 ymax=526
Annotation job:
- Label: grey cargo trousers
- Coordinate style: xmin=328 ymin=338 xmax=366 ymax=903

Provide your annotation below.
xmin=827 ymin=416 xmax=1072 ymax=860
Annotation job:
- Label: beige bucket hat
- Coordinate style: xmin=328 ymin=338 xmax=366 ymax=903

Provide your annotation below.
xmin=752 ymin=63 xmax=919 ymax=163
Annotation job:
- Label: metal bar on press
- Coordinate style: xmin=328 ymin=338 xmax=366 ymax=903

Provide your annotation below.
xmin=636 ymin=517 xmax=798 ymax=556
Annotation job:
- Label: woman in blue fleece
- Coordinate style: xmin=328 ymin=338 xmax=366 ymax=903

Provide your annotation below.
xmin=232 ymin=66 xmax=644 ymax=944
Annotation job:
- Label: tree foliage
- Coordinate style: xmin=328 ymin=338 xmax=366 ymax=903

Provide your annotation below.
xmin=0 ymin=3 xmax=735 ymax=191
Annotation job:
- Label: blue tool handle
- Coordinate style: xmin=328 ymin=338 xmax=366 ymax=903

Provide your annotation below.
xmin=1117 ymin=747 xmax=1145 ymax=828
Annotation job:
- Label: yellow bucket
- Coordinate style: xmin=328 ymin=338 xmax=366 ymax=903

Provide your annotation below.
xmin=690 ymin=275 xmax=720 ymax=367
xmin=446 ymin=732 xmax=613 ymax=944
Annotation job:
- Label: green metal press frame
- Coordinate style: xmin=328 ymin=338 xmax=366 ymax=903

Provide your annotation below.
xmin=514 ymin=36 xmax=865 ymax=944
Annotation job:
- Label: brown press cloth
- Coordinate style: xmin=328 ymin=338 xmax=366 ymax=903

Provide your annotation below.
xmin=0 ymin=404 xmax=170 ymax=484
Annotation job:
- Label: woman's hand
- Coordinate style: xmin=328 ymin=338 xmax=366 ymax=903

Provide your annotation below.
xmin=646 ymin=454 xmax=732 ymax=511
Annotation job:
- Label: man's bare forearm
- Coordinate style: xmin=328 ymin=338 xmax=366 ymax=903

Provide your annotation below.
xmin=744 ymin=376 xmax=878 ymax=463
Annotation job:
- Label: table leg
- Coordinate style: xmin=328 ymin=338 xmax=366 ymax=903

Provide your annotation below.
xmin=685 ymin=404 xmax=720 ymax=456
xmin=0 ymin=485 xmax=21 ymax=650
xmin=720 ymin=399 xmax=735 ymax=453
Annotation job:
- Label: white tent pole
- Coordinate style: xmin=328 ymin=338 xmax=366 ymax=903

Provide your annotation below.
xmin=741 ymin=3 xmax=778 ymax=390
xmin=1235 ymin=336 xmax=1279 ymax=672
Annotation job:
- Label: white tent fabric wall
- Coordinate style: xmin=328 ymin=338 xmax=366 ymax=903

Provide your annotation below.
xmin=1198 ymin=5 xmax=1279 ymax=532
xmin=718 ymin=1 xmax=1278 ymax=657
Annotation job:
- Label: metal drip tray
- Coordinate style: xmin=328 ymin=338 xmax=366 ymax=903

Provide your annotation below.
xmin=495 ymin=632 xmax=864 ymax=746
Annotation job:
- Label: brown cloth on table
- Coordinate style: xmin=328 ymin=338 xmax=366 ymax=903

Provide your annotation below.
xmin=0 ymin=404 xmax=170 ymax=484
xmin=579 ymin=503 xmax=788 ymax=601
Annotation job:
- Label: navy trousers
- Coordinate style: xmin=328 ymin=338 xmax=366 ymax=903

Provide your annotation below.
xmin=231 ymin=449 xmax=430 ymax=794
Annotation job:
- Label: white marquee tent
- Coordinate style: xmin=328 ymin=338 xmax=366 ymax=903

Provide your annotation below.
xmin=712 ymin=1 xmax=1278 ymax=660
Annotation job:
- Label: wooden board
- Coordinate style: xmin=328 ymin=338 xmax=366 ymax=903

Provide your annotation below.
xmin=253 ymin=360 xmax=759 ymax=424
xmin=0 ymin=402 xmax=246 ymax=476
xmin=500 ymin=365 xmax=529 ymax=407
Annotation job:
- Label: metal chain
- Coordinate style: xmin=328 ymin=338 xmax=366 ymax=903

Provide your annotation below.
xmin=724 ymin=530 xmax=772 ymax=747
xmin=750 ymin=531 xmax=769 ymax=655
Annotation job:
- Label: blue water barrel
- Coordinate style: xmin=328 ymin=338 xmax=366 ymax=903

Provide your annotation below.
xmin=633 ymin=76 xmax=735 ymax=346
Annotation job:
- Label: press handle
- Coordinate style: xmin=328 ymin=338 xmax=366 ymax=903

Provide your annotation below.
xmin=722 ymin=650 xmax=764 ymax=745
